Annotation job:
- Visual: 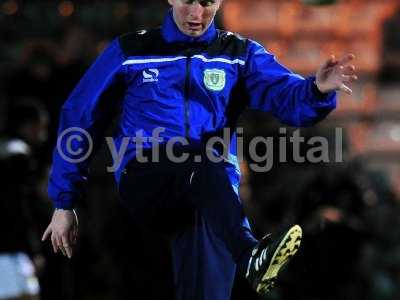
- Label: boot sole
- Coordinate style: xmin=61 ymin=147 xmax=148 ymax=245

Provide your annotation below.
xmin=256 ymin=225 xmax=302 ymax=294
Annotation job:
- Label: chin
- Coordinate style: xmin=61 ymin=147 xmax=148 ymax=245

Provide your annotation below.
xmin=186 ymin=30 xmax=204 ymax=37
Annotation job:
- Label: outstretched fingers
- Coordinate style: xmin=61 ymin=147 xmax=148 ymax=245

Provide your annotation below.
xmin=62 ymin=235 xmax=73 ymax=258
xmin=42 ymin=225 xmax=52 ymax=242
xmin=50 ymin=231 xmax=59 ymax=253
xmin=316 ymin=53 xmax=358 ymax=94
xmin=342 ymin=74 xmax=358 ymax=83
xmin=323 ymin=55 xmax=338 ymax=69
xmin=56 ymin=234 xmax=66 ymax=256
xmin=343 ymin=64 xmax=356 ymax=75
xmin=339 ymin=83 xmax=353 ymax=95
xmin=337 ymin=54 xmax=357 ymax=94
xmin=337 ymin=53 xmax=355 ymax=67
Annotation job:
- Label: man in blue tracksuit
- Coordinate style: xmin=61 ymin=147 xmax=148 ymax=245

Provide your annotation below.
xmin=42 ymin=0 xmax=357 ymax=299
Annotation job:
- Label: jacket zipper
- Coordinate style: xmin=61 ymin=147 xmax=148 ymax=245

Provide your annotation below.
xmin=184 ymin=56 xmax=191 ymax=140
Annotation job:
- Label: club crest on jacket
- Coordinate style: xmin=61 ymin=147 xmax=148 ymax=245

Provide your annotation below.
xmin=204 ymin=69 xmax=226 ymax=91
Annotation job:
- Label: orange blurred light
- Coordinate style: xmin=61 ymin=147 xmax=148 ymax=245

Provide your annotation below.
xmin=321 ymin=207 xmax=343 ymax=223
xmin=58 ymin=1 xmax=74 ymax=17
xmin=2 ymin=0 xmax=18 ymax=15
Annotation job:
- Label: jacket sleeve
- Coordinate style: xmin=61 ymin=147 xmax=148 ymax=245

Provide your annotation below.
xmin=242 ymin=40 xmax=337 ymax=127
xmin=48 ymin=38 xmax=126 ymax=209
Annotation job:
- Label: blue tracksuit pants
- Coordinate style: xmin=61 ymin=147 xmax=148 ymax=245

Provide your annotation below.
xmin=118 ymin=148 xmax=258 ymax=300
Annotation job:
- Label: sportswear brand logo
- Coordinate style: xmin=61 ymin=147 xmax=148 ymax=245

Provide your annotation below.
xmin=204 ymin=69 xmax=226 ymax=91
xmin=143 ymin=69 xmax=159 ymax=83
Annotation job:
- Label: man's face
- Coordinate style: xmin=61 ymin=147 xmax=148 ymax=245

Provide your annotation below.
xmin=168 ymin=0 xmax=222 ymax=37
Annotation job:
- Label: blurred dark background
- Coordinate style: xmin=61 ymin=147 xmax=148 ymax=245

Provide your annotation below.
xmin=0 ymin=0 xmax=399 ymax=300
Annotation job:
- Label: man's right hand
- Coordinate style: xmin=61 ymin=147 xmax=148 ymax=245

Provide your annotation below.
xmin=42 ymin=209 xmax=79 ymax=259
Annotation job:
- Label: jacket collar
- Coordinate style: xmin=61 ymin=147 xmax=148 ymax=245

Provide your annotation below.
xmin=161 ymin=9 xmax=217 ymax=45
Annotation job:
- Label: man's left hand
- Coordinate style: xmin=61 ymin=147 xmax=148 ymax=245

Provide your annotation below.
xmin=315 ymin=53 xmax=358 ymax=95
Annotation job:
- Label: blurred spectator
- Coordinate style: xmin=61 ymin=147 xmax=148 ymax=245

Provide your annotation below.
xmin=0 ymin=100 xmax=49 ymax=300
xmin=233 ymin=113 xmax=400 ymax=300
xmin=5 ymin=30 xmax=90 ymax=163
xmin=5 ymin=42 xmax=58 ymax=162
xmin=282 ymin=164 xmax=370 ymax=300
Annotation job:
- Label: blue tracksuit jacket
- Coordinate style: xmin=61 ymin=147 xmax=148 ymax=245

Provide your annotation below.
xmin=48 ymin=10 xmax=336 ymax=209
